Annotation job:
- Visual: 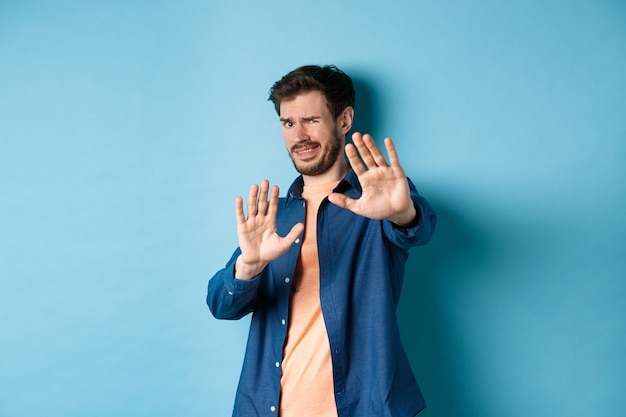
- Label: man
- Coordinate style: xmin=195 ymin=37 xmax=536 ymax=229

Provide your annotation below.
xmin=207 ymin=65 xmax=436 ymax=417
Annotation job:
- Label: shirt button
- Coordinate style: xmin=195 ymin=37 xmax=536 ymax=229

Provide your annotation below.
xmin=284 ymin=277 xmax=290 ymax=284
xmin=281 ymin=319 xmax=286 ymax=325
xmin=270 ymin=405 xmax=276 ymax=412
xmin=295 ymin=238 xmax=300 ymax=244
xmin=275 ymin=361 xmax=280 ymax=368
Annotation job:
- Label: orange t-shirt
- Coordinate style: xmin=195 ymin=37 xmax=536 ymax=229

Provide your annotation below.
xmin=279 ymin=181 xmax=339 ymax=417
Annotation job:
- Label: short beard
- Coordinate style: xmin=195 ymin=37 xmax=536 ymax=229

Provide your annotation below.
xmin=289 ymin=131 xmax=344 ymax=176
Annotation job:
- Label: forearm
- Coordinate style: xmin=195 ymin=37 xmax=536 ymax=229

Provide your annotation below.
xmin=234 ymin=255 xmax=268 ymax=280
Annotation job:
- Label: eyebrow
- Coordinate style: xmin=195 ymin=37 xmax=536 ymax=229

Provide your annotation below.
xmin=279 ymin=115 xmax=320 ymax=123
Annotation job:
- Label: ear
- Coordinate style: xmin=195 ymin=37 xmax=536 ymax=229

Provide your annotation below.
xmin=338 ymin=106 xmax=354 ymax=135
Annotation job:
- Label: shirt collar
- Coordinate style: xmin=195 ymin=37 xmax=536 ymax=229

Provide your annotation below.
xmin=287 ymin=167 xmax=362 ymax=202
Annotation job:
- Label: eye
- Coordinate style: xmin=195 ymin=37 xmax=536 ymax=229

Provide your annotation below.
xmin=282 ymin=121 xmax=293 ymax=128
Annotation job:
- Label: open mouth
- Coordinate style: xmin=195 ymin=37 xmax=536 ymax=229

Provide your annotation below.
xmin=292 ymin=143 xmax=320 ymax=159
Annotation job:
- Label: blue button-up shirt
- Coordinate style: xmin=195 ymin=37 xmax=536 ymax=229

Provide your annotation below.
xmin=207 ymin=169 xmax=436 ymax=417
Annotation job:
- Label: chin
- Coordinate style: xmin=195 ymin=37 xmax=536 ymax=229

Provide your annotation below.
xmin=294 ymin=164 xmax=321 ymax=176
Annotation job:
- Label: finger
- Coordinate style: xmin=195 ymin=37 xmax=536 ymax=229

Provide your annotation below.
xmin=257 ymin=180 xmax=270 ymax=215
xmin=351 ymin=132 xmax=377 ymax=170
xmin=363 ymin=134 xmax=389 ymax=167
xmin=266 ymin=185 xmax=280 ymax=220
xmin=384 ymin=137 xmax=402 ymax=168
xmin=247 ymin=183 xmax=259 ymax=217
xmin=345 ymin=143 xmax=367 ymax=176
xmin=235 ymin=196 xmax=246 ymax=224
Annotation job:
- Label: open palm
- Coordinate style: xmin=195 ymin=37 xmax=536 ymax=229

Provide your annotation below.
xmin=235 ymin=180 xmax=303 ymax=279
xmin=328 ymin=133 xmax=416 ymax=226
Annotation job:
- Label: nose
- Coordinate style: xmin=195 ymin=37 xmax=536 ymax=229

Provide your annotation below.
xmin=293 ymin=123 xmax=309 ymax=143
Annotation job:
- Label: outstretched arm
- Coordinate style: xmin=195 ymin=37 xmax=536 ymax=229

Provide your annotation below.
xmin=328 ymin=132 xmax=417 ymax=227
xmin=234 ymin=179 xmax=304 ymax=280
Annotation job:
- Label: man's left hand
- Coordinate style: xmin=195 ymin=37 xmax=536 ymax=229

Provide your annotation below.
xmin=328 ymin=132 xmax=417 ymax=227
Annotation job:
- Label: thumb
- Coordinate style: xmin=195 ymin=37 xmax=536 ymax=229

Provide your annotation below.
xmin=328 ymin=192 xmax=355 ymax=211
xmin=284 ymin=222 xmax=304 ymax=243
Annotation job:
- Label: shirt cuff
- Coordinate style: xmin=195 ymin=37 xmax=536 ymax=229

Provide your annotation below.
xmin=224 ymin=263 xmax=262 ymax=295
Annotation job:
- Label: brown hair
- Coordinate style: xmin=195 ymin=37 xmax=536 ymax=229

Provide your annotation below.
xmin=268 ymin=65 xmax=355 ymax=119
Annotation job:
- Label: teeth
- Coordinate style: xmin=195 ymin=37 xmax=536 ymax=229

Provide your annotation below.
xmin=293 ymin=144 xmax=318 ymax=157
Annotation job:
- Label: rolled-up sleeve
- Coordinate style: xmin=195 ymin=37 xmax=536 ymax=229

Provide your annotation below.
xmin=207 ymin=249 xmax=262 ymax=320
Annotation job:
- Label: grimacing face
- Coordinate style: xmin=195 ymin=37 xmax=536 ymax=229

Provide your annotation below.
xmin=279 ymin=90 xmax=347 ymax=177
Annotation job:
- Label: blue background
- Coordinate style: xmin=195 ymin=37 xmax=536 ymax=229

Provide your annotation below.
xmin=1 ymin=1 xmax=624 ymax=416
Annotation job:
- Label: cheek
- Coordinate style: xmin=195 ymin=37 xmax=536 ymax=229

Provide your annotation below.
xmin=281 ymin=128 xmax=291 ymax=144
xmin=283 ymin=134 xmax=295 ymax=150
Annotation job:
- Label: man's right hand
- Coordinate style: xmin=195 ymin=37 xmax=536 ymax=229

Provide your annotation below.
xmin=234 ymin=180 xmax=304 ymax=280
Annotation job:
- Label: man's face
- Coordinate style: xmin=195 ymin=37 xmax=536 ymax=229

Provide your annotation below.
xmin=279 ymin=90 xmax=345 ymax=177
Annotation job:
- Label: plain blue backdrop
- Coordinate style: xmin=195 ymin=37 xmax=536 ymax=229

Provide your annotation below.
xmin=1 ymin=1 xmax=624 ymax=416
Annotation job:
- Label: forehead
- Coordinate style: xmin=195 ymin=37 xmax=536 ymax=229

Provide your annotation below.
xmin=279 ymin=90 xmax=330 ymax=118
